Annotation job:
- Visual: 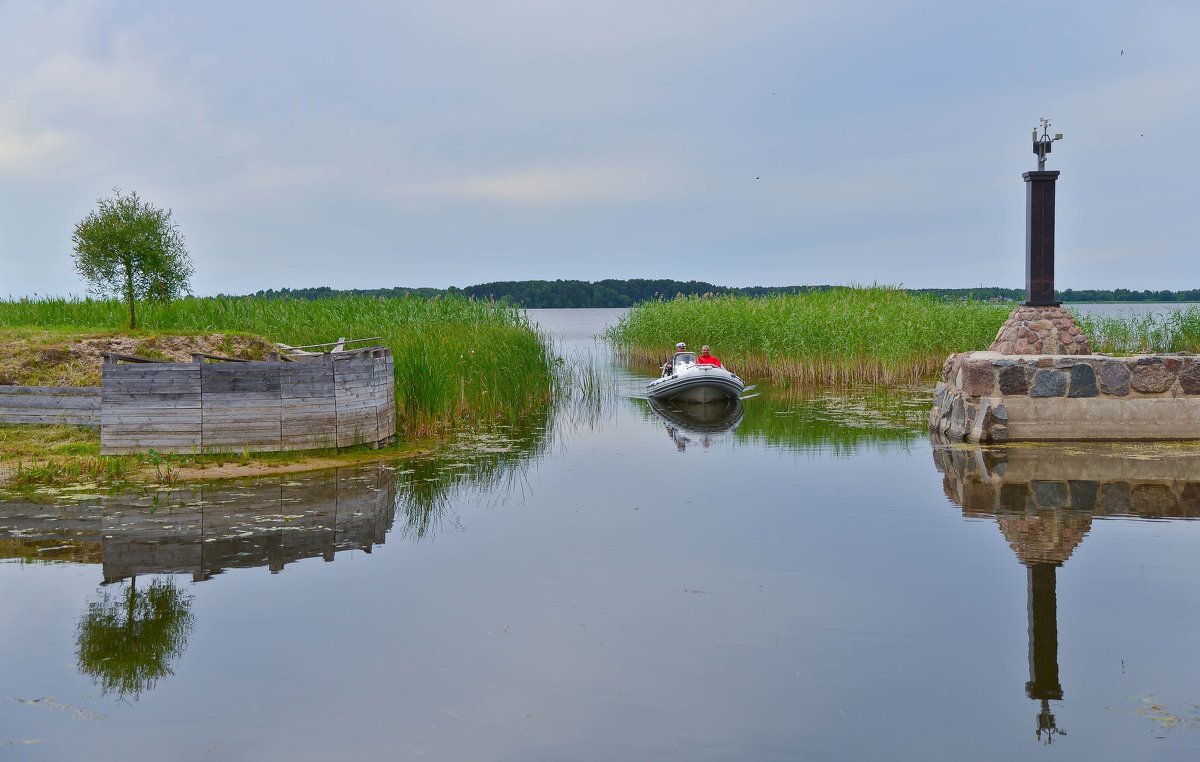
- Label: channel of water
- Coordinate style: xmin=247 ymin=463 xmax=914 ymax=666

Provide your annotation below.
xmin=2 ymin=307 xmax=1200 ymax=760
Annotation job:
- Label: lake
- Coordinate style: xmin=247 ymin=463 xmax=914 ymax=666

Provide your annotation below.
xmin=3 ymin=307 xmax=1200 ymax=760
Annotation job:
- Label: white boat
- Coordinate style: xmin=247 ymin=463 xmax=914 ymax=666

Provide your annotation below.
xmin=647 ymin=397 xmax=744 ymax=435
xmin=647 ymin=397 xmax=743 ymax=451
xmin=646 ymin=352 xmax=745 ymax=403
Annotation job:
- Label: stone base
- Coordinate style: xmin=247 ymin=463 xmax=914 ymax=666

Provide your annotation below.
xmin=931 ymin=351 xmax=1200 ymax=442
xmin=989 ymin=305 xmax=1091 ymax=355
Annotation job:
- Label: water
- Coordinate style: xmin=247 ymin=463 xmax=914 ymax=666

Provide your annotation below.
xmin=4 ymin=309 xmax=1200 ymax=759
xmin=1071 ymin=302 xmax=1198 ymax=318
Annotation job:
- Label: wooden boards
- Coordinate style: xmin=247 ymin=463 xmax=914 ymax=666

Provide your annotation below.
xmin=0 ymin=386 xmax=101 ymax=426
xmin=102 ymin=364 xmax=201 ymax=453
xmin=98 ymin=349 xmax=396 ymax=454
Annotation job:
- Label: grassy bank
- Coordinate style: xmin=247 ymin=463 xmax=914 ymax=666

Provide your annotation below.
xmin=605 ymin=287 xmax=1010 ymax=386
xmin=0 ymin=295 xmax=556 ymax=435
xmin=1073 ymin=306 xmax=1200 ymax=354
xmin=0 ymin=422 xmax=438 ymax=492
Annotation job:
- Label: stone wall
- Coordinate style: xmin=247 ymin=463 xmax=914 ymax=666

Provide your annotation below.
xmin=989 ymin=305 xmax=1091 ymax=354
xmin=931 ymin=351 xmax=1200 ymax=442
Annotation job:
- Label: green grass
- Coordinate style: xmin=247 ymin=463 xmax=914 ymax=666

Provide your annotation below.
xmin=605 ymin=286 xmax=1011 ymax=386
xmin=0 ymin=295 xmax=556 ymax=435
xmin=1072 ymin=306 xmax=1200 ymax=355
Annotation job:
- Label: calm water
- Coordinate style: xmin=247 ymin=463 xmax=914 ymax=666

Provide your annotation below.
xmin=1070 ymin=302 xmax=1199 ymax=318
xmin=4 ymin=309 xmax=1200 ymax=760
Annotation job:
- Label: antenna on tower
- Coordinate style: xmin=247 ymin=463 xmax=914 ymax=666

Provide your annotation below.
xmin=1033 ymin=118 xmax=1064 ymax=171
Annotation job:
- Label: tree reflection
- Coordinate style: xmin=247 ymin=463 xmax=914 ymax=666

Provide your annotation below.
xmin=76 ymin=576 xmax=194 ymax=699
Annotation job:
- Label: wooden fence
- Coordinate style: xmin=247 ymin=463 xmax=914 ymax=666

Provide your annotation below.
xmin=100 ymin=347 xmax=395 ymax=454
xmin=0 ymin=386 xmax=101 ymax=426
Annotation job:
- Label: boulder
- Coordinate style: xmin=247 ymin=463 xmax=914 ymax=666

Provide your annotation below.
xmin=998 ymin=364 xmax=1032 ymax=395
xmin=1067 ymin=364 xmax=1099 ymax=398
xmin=1099 ymin=360 xmax=1131 ymax=396
xmin=1179 ymin=360 xmax=1200 ymax=395
xmin=1131 ymin=358 xmax=1176 ymax=394
xmin=1030 ymin=369 xmax=1067 ymax=398
xmin=962 ymin=361 xmax=996 ymax=397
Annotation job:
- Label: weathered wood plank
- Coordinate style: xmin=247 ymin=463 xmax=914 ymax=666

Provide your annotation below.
xmin=0 ymin=412 xmax=99 ymax=425
xmin=0 ymin=386 xmax=102 ymax=396
xmin=0 ymin=396 xmax=100 ymax=409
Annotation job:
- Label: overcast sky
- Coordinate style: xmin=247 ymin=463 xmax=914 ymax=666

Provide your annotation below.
xmin=1 ymin=0 xmax=1196 ymax=297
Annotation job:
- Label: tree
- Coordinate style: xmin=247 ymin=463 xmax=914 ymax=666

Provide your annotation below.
xmin=76 ymin=576 xmax=195 ymax=699
xmin=71 ymin=189 xmax=193 ymax=329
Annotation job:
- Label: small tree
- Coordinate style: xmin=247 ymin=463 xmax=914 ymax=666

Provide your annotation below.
xmin=71 ymin=189 xmax=193 ymax=329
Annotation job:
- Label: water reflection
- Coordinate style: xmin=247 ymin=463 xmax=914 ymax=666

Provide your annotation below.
xmin=646 ymin=398 xmax=743 ymax=451
xmin=934 ymin=443 xmax=1200 ymax=744
xmin=76 ymin=577 xmax=194 ymax=700
xmin=0 ymin=418 xmax=552 ymax=702
xmin=734 ymin=388 xmax=928 ymax=453
xmin=0 ymin=466 xmax=396 ymax=582
xmin=393 ymin=424 xmax=549 ymax=539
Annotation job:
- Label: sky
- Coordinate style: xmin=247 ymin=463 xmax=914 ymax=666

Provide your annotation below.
xmin=1 ymin=0 xmax=1197 ymax=297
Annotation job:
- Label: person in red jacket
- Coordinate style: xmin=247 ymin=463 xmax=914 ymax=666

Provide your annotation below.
xmin=696 ymin=345 xmax=722 ymax=367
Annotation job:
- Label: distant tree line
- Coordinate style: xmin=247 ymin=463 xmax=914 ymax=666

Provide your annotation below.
xmin=245 ymin=280 xmax=1200 ymax=308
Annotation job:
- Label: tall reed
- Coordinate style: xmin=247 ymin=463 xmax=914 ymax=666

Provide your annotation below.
xmin=0 ymin=295 xmax=557 ymax=435
xmin=1072 ymin=306 xmax=1200 ymax=355
xmin=605 ymin=287 xmax=1010 ymax=386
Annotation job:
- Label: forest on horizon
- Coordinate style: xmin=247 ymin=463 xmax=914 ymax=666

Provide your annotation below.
xmin=243 ymin=280 xmax=1200 ymax=309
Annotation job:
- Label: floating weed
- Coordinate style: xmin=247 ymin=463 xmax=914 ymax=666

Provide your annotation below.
xmin=11 ymin=696 xmax=105 ymax=721
xmin=1110 ymin=695 xmax=1200 ymax=733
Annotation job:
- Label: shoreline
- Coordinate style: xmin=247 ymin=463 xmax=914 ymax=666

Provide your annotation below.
xmin=0 ymin=429 xmax=437 ymax=492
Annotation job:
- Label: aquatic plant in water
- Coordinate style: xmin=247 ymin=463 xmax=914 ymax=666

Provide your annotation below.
xmin=605 ymin=287 xmax=1010 ymax=386
xmin=1072 ymin=306 xmax=1200 ymax=355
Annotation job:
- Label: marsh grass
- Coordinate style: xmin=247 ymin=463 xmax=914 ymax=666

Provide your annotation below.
xmin=0 ymin=295 xmax=556 ymax=435
xmin=1072 ymin=306 xmax=1200 ymax=355
xmin=605 ymin=287 xmax=1010 ymax=386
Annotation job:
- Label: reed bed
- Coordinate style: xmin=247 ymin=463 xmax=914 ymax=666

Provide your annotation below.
xmin=605 ymin=287 xmax=1011 ymax=386
xmin=1072 ymin=306 xmax=1200 ymax=355
xmin=0 ymin=295 xmax=556 ymax=435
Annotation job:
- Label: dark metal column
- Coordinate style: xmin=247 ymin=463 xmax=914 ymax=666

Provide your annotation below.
xmin=1026 ymin=563 xmax=1064 ymax=743
xmin=1024 ymin=171 xmax=1061 ymax=307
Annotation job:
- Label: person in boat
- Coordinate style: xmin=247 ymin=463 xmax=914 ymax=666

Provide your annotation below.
xmin=661 ymin=342 xmax=687 ymax=375
xmin=696 ymin=345 xmax=723 ymax=367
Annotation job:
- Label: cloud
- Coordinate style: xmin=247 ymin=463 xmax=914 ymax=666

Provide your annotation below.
xmin=0 ymin=127 xmax=71 ymax=173
xmin=384 ymin=163 xmax=690 ymax=206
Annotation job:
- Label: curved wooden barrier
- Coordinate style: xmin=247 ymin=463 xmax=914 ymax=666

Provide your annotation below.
xmin=0 ymin=386 xmax=101 ymax=426
xmin=100 ymin=348 xmax=395 ymax=454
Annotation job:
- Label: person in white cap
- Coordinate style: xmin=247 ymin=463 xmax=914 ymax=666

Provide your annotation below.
xmin=661 ymin=342 xmax=687 ymax=375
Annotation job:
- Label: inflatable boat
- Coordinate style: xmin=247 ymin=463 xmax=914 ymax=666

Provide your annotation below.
xmin=646 ymin=352 xmax=745 ymax=403
xmin=647 ymin=397 xmax=744 ymax=435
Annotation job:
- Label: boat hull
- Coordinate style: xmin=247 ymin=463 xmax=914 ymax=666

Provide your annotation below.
xmin=646 ymin=366 xmax=745 ymax=403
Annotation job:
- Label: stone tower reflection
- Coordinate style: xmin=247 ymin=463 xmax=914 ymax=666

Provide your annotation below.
xmin=994 ymin=503 xmax=1090 ymax=743
xmin=1026 ymin=563 xmax=1064 ymax=742
xmin=938 ymin=441 xmax=1200 ymax=741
